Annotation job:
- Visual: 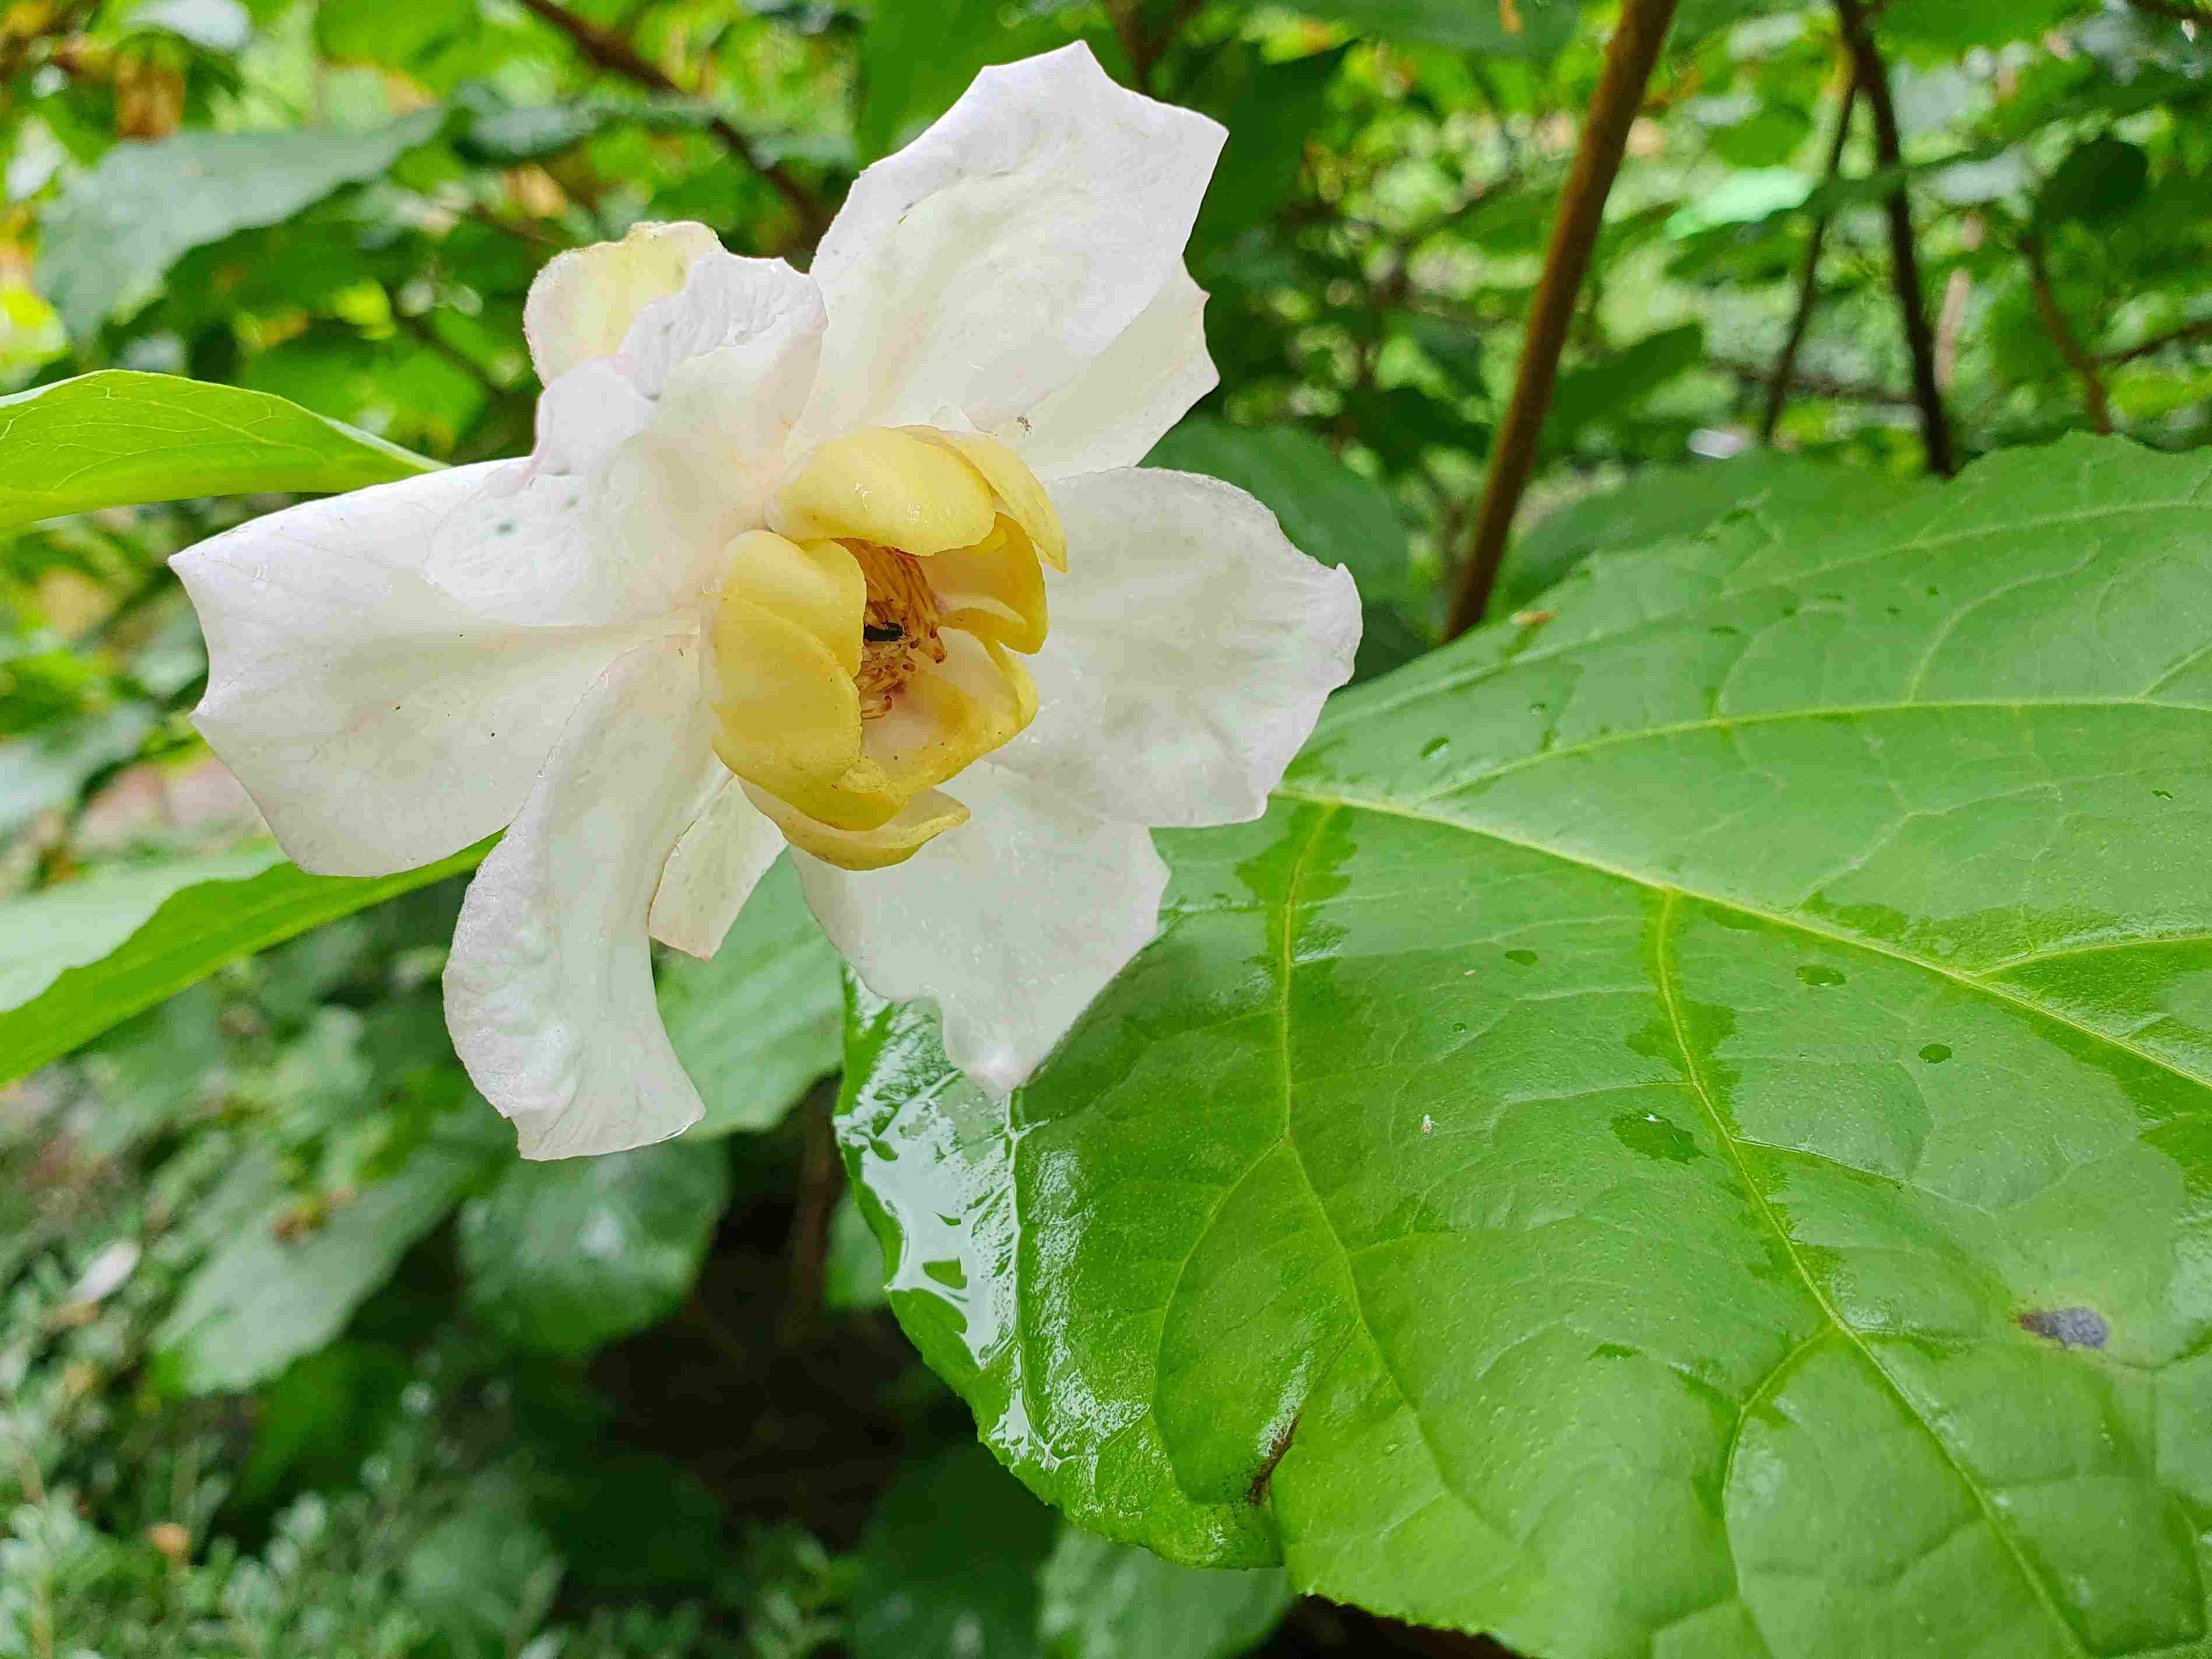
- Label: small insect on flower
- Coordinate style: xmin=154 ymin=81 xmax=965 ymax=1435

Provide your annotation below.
xmin=171 ymin=45 xmax=1361 ymax=1158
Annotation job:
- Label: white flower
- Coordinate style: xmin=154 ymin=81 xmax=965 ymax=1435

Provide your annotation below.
xmin=171 ymin=45 xmax=1361 ymax=1158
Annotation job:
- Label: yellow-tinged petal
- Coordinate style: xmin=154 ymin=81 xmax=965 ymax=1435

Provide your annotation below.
xmin=719 ymin=530 xmax=865 ymax=675
xmin=931 ymin=518 xmax=1048 ymax=655
xmin=746 ymin=782 xmax=968 ymax=871
xmin=771 ymin=428 xmax=995 ymax=554
xmin=705 ymin=589 xmax=862 ymax=803
xmin=526 ymin=221 xmax=721 ymax=382
xmin=905 ymin=426 xmax=1067 ymax=571
xmin=771 ymin=631 xmax=1035 ymax=833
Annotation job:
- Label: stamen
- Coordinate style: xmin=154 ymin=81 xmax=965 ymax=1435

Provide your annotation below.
xmin=847 ymin=541 xmax=947 ymax=719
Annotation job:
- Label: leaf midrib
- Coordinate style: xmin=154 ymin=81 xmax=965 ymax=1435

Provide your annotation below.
xmin=1272 ymin=781 xmax=2212 ymax=1099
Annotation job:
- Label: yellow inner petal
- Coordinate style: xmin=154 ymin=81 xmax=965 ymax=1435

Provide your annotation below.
xmin=719 ymin=530 xmax=865 ymax=675
xmin=718 ymin=423 xmax=1062 ymax=867
xmin=771 ymin=427 xmax=995 ymax=555
xmin=904 ymin=426 xmax=1068 ymax=571
xmin=928 ymin=518 xmax=1048 ymax=656
xmin=704 ymin=589 xmax=862 ymax=806
xmin=746 ymin=783 xmax=970 ymax=871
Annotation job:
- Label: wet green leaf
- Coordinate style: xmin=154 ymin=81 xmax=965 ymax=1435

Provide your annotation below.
xmin=1501 ymin=452 xmax=1931 ymax=612
xmin=459 ymin=1138 xmax=732 ymax=1355
xmin=843 ymin=435 xmax=2212 ymax=1654
xmin=0 ymin=371 xmax=436 ymax=538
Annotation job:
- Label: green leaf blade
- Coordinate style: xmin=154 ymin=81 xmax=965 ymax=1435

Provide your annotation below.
xmin=0 ymin=839 xmax=486 ymax=1087
xmin=0 ymin=371 xmax=436 ymax=537
xmin=842 ymin=435 xmax=2212 ymax=1654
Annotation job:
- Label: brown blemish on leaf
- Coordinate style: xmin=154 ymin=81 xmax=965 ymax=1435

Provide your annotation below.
xmin=2018 ymin=1306 xmax=2108 ymax=1351
xmin=1247 ymin=1414 xmax=1300 ymax=1506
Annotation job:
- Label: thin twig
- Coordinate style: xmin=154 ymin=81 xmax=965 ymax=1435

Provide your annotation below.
xmin=511 ymin=0 xmax=830 ymax=244
xmin=2099 ymin=316 xmax=2212 ymax=365
xmin=1834 ymin=0 xmax=1954 ymax=474
xmin=1761 ymin=72 xmax=1858 ymax=443
xmin=778 ymin=1078 xmax=844 ymax=1347
xmin=1717 ymin=355 xmax=1914 ymax=406
xmin=2021 ymin=233 xmax=2113 ymax=433
xmin=1443 ymin=0 xmax=1680 ymax=640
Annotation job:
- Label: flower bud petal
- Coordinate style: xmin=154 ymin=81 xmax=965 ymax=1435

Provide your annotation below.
xmin=719 ymin=530 xmax=866 ymax=674
xmin=930 ymin=519 xmax=1049 ymax=655
xmin=746 ymin=782 xmax=969 ymax=871
xmin=770 ymin=427 xmax=995 ymax=554
xmin=705 ymin=589 xmax=863 ymax=804
xmin=905 ymin=426 xmax=1066 ymax=570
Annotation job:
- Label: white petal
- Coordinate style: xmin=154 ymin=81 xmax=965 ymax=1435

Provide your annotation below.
xmin=798 ymin=43 xmax=1224 ymax=446
xmin=995 ymin=468 xmax=1361 ymax=827
xmin=794 ymin=762 xmax=1166 ymax=1094
xmin=524 ymin=220 xmax=724 ymax=384
xmin=171 ymin=464 xmax=668 ymax=878
xmin=649 ymin=765 xmax=786 ymax=958
xmin=995 ymin=265 xmax=1216 ymax=479
xmin=445 ymin=637 xmax=718 ymax=1159
xmin=432 ymin=255 xmax=827 ymax=627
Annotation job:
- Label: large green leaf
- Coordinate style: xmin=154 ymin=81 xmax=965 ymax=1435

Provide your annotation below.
xmin=842 ymin=435 xmax=2212 ymax=1654
xmin=37 ymin=110 xmax=447 ymax=336
xmin=0 ymin=840 xmax=486 ymax=1087
xmin=459 ymin=1138 xmax=731 ymax=1355
xmin=1500 ymin=452 xmax=1932 ymax=612
xmin=0 ymin=372 xmax=435 ymax=537
xmin=659 ymin=856 xmax=842 ymax=1138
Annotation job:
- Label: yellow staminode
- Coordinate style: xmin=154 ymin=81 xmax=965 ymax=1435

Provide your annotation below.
xmin=704 ymin=425 xmax=1065 ymax=871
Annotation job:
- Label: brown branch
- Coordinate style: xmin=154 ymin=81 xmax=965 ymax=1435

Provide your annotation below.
xmin=1442 ymin=0 xmax=1680 ymax=641
xmin=2021 ymin=234 xmax=2113 ymax=433
xmin=1760 ymin=72 xmax=1859 ymax=444
xmin=2099 ymin=317 xmax=2212 ymax=365
xmin=1718 ymin=355 xmax=1914 ymax=406
xmin=1834 ymin=0 xmax=1954 ymax=475
xmin=512 ymin=0 xmax=830 ymax=244
xmin=2123 ymin=0 xmax=2210 ymax=20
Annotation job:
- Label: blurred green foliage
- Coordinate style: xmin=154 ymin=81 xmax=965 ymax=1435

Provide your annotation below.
xmin=1 ymin=0 xmax=2207 ymax=1652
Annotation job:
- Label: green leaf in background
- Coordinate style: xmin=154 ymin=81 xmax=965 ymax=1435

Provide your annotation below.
xmin=844 ymin=435 xmax=2212 ymax=1654
xmin=1038 ymin=1531 xmax=1290 ymax=1659
xmin=1146 ymin=418 xmax=1421 ymax=679
xmin=850 ymin=1445 xmax=1056 ymax=1659
xmin=1499 ymin=452 xmax=1932 ymax=612
xmin=1295 ymin=0 xmax=1583 ymax=58
xmin=0 ymin=372 xmax=436 ymax=537
xmin=2037 ymin=133 xmax=2151 ymax=226
xmin=659 ymin=856 xmax=842 ymax=1138
xmin=1544 ymin=321 xmax=1708 ymax=447
xmin=37 ymin=109 xmax=446 ymax=337
xmin=315 ymin=0 xmax=474 ymax=68
xmin=156 ymin=1116 xmax=505 ymax=1393
xmin=1192 ymin=46 xmax=1347 ymax=249
xmin=459 ymin=1138 xmax=732 ymax=1355
xmin=0 ymin=839 xmax=487 ymax=1088
xmin=856 ymin=0 xmax=1076 ymax=161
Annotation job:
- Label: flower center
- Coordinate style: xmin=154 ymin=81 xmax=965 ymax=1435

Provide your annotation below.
xmin=848 ymin=542 xmax=947 ymax=719
xmin=701 ymin=424 xmax=1066 ymax=871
